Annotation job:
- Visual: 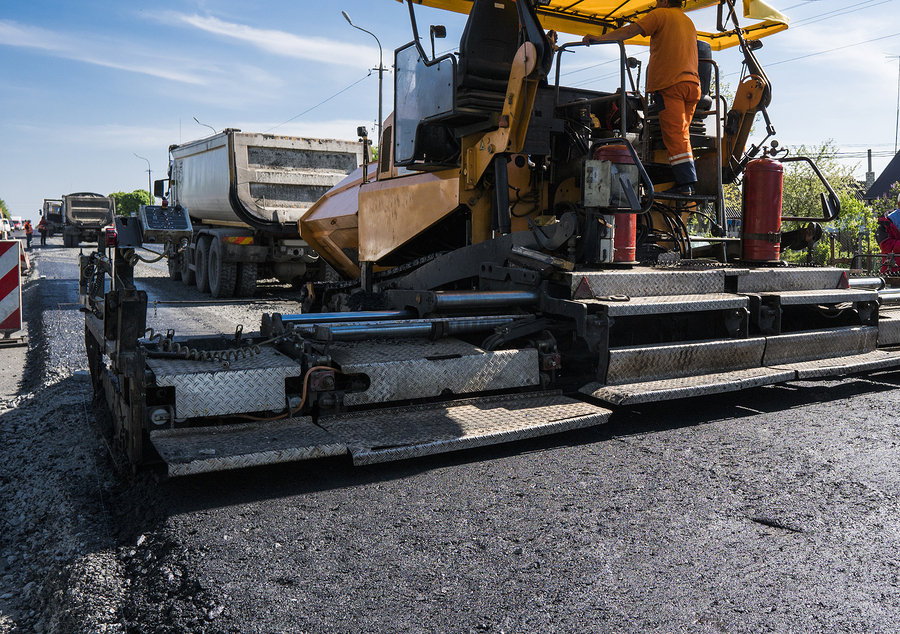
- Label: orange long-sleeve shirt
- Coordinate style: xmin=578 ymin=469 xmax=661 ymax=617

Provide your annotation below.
xmin=636 ymin=8 xmax=699 ymax=92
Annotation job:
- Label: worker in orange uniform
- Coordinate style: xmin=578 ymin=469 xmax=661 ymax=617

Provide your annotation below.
xmin=583 ymin=0 xmax=700 ymax=194
xmin=23 ymin=219 xmax=33 ymax=249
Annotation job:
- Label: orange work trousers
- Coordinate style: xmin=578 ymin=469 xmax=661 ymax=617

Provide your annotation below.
xmin=655 ymin=81 xmax=701 ymax=181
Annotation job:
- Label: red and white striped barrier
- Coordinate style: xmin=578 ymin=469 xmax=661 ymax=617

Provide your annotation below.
xmin=0 ymin=240 xmax=23 ymax=333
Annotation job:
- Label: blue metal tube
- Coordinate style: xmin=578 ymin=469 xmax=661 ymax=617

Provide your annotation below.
xmin=432 ymin=290 xmax=540 ymax=310
xmin=314 ymin=316 xmax=518 ymax=341
xmin=280 ymin=310 xmax=415 ymax=324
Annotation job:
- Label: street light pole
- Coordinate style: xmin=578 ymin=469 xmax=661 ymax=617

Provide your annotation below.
xmin=193 ymin=117 xmax=217 ymax=136
xmin=342 ymin=11 xmax=385 ymax=147
xmin=134 ymin=153 xmax=152 ymax=203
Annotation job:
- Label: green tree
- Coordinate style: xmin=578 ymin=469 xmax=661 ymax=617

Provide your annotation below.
xmin=109 ymin=190 xmax=151 ymax=217
xmin=869 ymin=181 xmax=900 ymax=218
xmin=0 ymin=198 xmax=9 ymax=220
xmin=778 ymin=141 xmax=871 ymax=266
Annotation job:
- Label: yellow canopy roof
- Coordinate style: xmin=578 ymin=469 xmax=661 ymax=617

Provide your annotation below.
xmin=400 ymin=0 xmax=788 ymax=51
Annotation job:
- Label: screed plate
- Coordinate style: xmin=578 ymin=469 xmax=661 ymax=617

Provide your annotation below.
xmin=318 ymin=392 xmax=612 ymax=465
xmin=151 ymin=418 xmax=347 ymax=477
xmin=582 ymin=367 xmax=796 ymax=406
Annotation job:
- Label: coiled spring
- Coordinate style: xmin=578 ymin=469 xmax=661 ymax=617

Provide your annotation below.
xmin=144 ymin=328 xmax=263 ymax=365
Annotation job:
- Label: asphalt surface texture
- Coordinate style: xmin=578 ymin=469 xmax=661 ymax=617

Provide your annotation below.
xmin=2 ymin=235 xmax=900 ymax=633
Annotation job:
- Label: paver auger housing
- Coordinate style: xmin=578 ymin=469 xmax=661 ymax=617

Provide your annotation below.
xmin=82 ymin=0 xmax=900 ymax=476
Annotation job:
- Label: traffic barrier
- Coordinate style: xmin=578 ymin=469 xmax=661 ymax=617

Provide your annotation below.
xmin=19 ymin=247 xmax=30 ymax=272
xmin=0 ymin=240 xmax=23 ymax=334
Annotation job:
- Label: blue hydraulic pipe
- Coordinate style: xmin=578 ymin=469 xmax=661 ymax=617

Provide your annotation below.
xmin=430 ymin=290 xmax=540 ymax=310
xmin=280 ymin=310 xmax=415 ymax=324
xmin=313 ymin=316 xmax=518 ymax=341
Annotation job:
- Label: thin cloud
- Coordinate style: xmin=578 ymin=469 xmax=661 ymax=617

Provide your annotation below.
xmin=174 ymin=14 xmax=379 ymax=67
xmin=12 ymin=122 xmax=176 ymax=151
xmin=0 ymin=19 xmax=208 ymax=85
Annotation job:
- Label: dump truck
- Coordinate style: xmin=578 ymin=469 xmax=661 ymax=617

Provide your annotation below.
xmin=41 ymin=199 xmax=63 ymax=237
xmin=152 ymin=131 xmax=363 ymax=298
xmin=81 ymin=0 xmax=900 ymax=477
xmin=62 ymin=193 xmax=116 ymax=247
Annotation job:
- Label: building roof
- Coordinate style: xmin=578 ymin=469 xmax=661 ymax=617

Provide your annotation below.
xmin=864 ymin=151 xmax=900 ymax=200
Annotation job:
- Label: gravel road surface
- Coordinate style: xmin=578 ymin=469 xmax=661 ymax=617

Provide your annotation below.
xmin=2 ymin=237 xmax=900 ymax=633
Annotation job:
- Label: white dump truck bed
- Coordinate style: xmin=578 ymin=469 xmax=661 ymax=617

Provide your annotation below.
xmin=169 ymin=130 xmax=363 ymax=231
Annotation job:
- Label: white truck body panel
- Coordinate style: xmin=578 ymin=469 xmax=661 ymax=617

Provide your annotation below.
xmin=169 ymin=131 xmax=363 ymax=230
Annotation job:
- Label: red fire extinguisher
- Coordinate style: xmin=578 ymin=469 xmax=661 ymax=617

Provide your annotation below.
xmin=593 ymin=144 xmax=637 ymax=263
xmin=742 ymin=157 xmax=784 ymax=262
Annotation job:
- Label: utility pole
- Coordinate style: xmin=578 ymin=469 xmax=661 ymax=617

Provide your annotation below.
xmin=342 ymin=11 xmax=386 ymax=146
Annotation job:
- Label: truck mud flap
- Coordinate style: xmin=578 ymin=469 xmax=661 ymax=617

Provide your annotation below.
xmin=151 ymin=418 xmax=348 ymax=477
xmin=581 ymin=367 xmax=796 ymax=406
xmin=317 ymin=392 xmax=612 ymax=466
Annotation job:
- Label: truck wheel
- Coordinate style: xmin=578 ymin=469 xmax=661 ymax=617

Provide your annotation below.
xmin=209 ymin=239 xmax=236 ymax=298
xmin=195 ymin=237 xmax=212 ymax=293
xmin=167 ymin=254 xmax=182 ymax=281
xmin=180 ymin=247 xmax=195 ymax=286
xmin=235 ymin=262 xmax=258 ymax=297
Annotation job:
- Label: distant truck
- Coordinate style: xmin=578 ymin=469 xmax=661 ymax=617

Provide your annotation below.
xmin=62 ymin=193 xmax=116 ymax=247
xmin=10 ymin=216 xmax=23 ymax=231
xmin=41 ymin=199 xmax=63 ymax=237
xmin=153 ymin=129 xmax=362 ymax=298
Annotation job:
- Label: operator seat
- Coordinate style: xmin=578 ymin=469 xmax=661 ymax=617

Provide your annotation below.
xmin=455 ymin=0 xmax=521 ymax=113
xmin=695 ymin=40 xmax=713 ymax=119
xmin=399 ymin=0 xmax=521 ymax=168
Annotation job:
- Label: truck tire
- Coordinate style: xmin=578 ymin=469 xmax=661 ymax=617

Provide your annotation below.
xmin=209 ymin=239 xmax=236 ymax=298
xmin=167 ymin=254 xmax=182 ymax=281
xmin=195 ymin=237 xmax=212 ymax=294
xmin=180 ymin=247 xmax=195 ymax=286
xmin=235 ymin=262 xmax=258 ymax=298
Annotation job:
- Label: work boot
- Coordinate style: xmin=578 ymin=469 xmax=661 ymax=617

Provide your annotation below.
xmin=668 ymin=182 xmax=696 ymax=195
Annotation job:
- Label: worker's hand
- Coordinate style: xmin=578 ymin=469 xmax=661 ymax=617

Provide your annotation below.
xmin=582 ymin=34 xmax=596 ymax=46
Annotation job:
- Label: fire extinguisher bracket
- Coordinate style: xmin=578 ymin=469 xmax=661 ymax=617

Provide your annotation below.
xmin=743 ymin=232 xmax=782 ymax=242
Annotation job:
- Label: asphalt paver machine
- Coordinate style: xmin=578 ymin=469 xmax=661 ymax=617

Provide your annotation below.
xmin=82 ymin=0 xmax=900 ymax=476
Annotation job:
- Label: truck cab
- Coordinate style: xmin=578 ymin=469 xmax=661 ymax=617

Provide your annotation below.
xmin=41 ymin=199 xmax=64 ymax=237
xmin=61 ymin=193 xmax=116 ymax=248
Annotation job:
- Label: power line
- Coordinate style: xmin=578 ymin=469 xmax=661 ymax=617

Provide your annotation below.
xmin=834 ymin=151 xmax=897 ymax=158
xmin=788 ymin=0 xmax=894 ymax=30
xmin=265 ymin=72 xmax=373 ymax=134
xmin=780 ymin=1 xmax=817 ymax=11
xmin=563 ymin=1 xmax=898 ymax=86
xmin=767 ymin=32 xmax=900 ymax=67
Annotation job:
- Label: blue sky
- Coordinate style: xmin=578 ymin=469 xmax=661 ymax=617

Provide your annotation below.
xmin=1 ymin=0 xmax=898 ymax=221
